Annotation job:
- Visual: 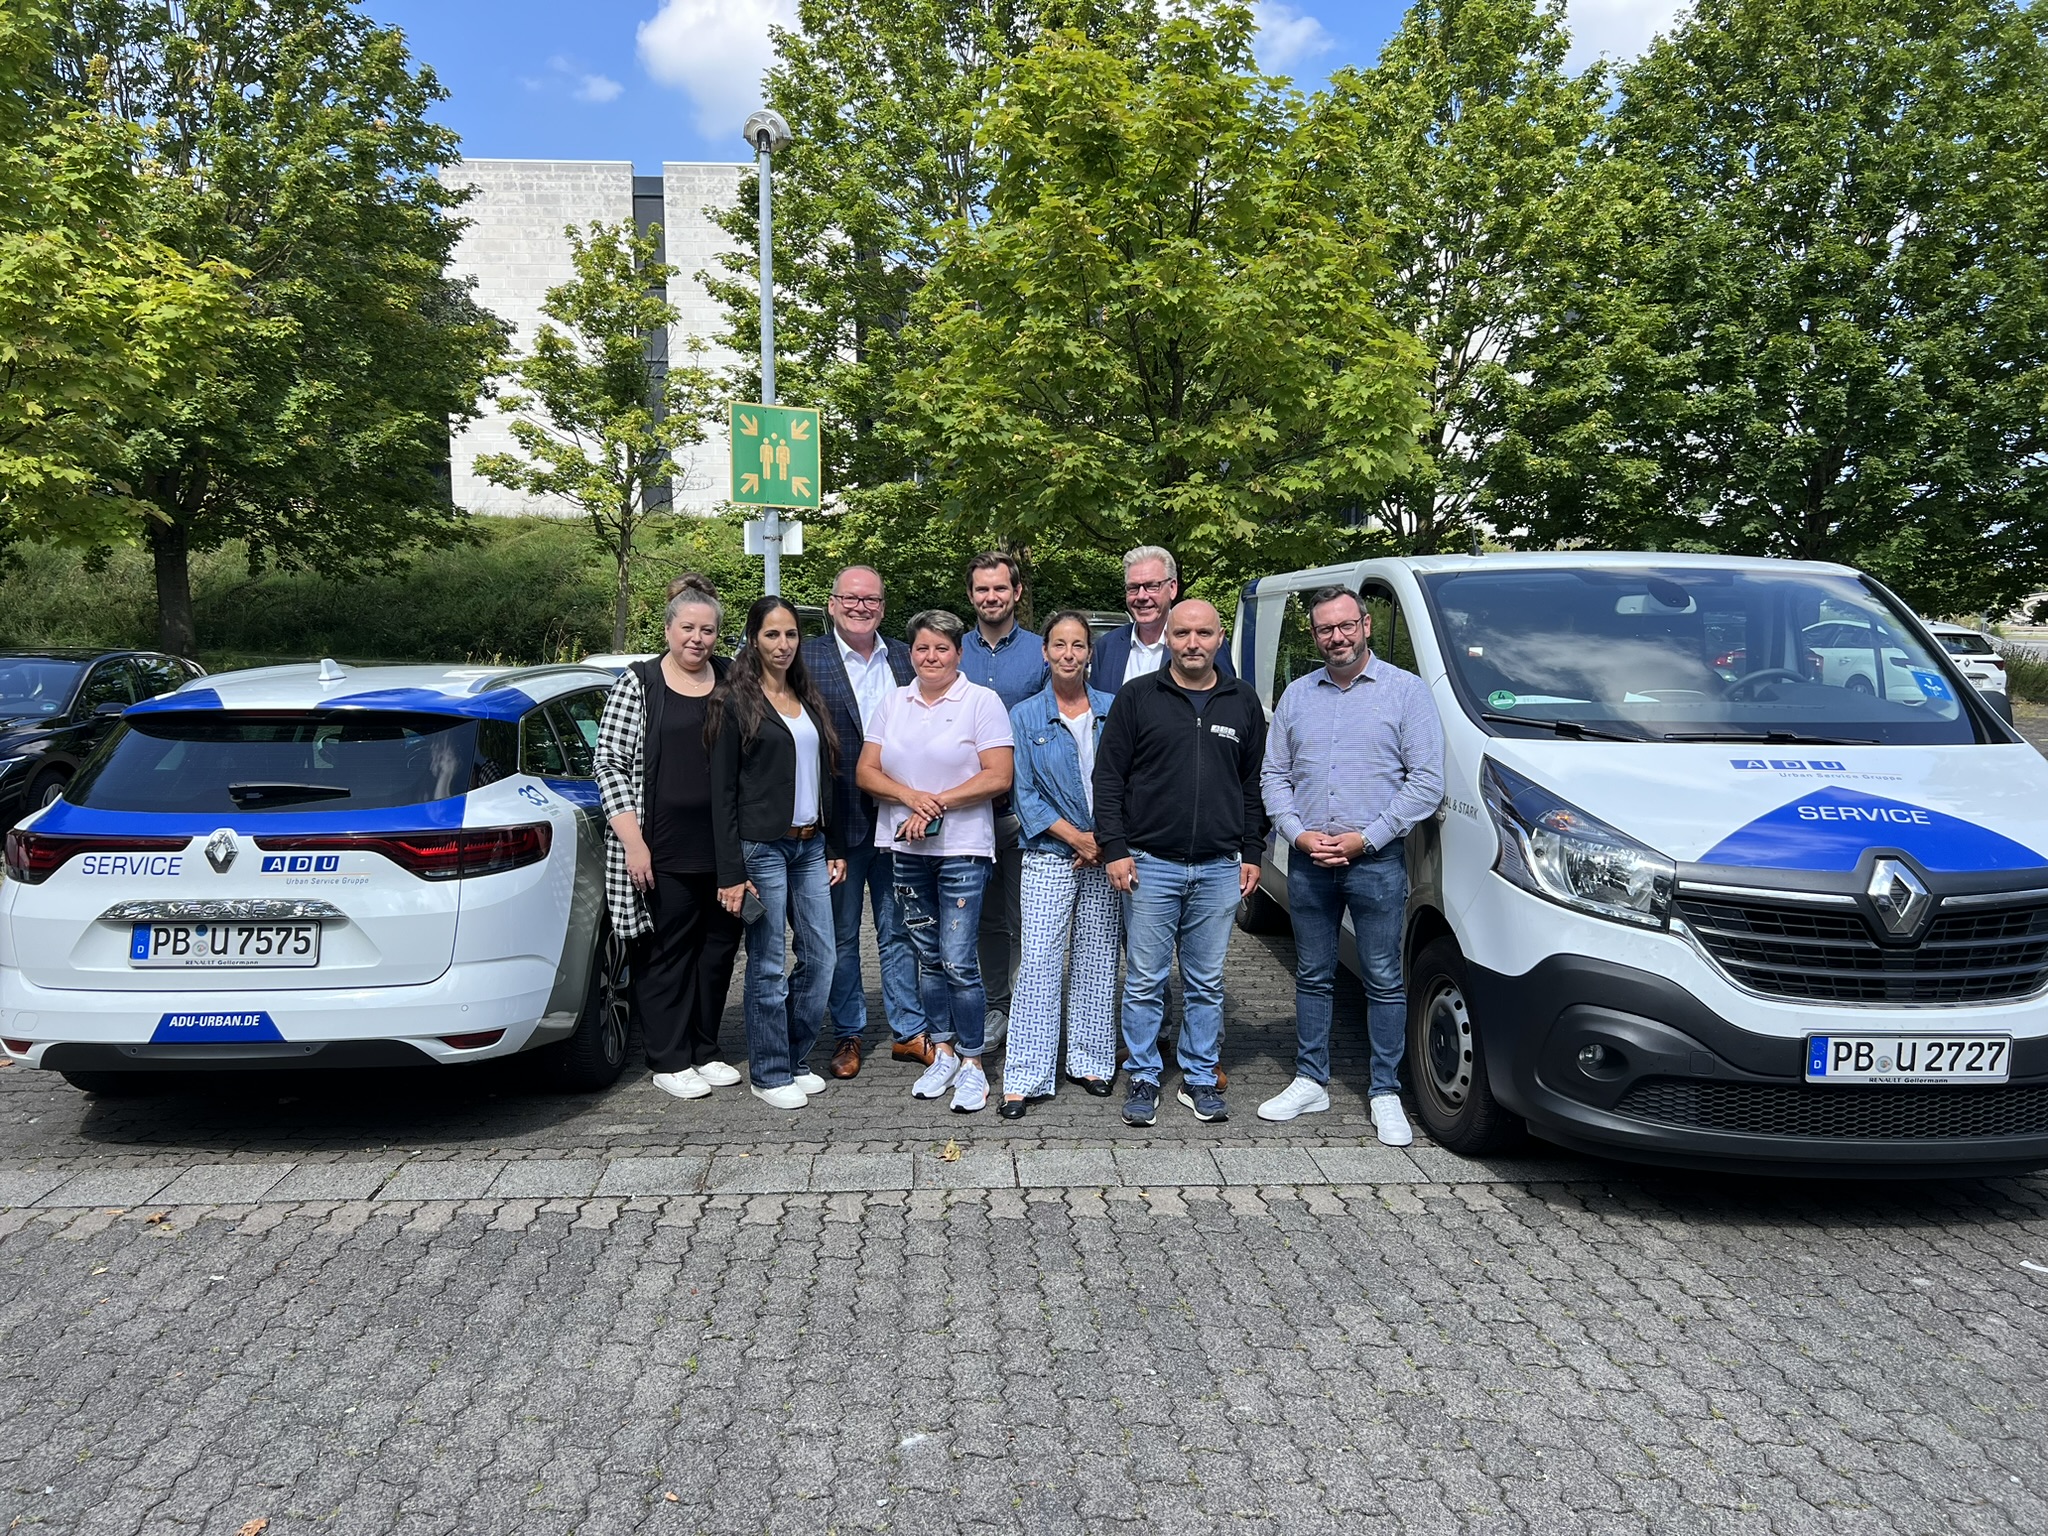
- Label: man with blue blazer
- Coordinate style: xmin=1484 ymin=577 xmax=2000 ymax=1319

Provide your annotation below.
xmin=1091 ymin=545 xmax=1237 ymax=693
xmin=804 ymin=566 xmax=924 ymax=1079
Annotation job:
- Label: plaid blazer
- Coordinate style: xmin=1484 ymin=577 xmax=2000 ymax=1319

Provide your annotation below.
xmin=801 ymin=630 xmax=913 ymax=851
xmin=593 ymin=657 xmax=727 ymax=940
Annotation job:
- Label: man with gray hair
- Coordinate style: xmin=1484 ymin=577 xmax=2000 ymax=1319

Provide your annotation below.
xmin=1090 ymin=545 xmax=1236 ymax=693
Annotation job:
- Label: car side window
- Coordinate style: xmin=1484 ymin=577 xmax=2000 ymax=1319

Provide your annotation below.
xmin=76 ymin=660 xmax=136 ymax=715
xmin=520 ymin=708 xmax=567 ymax=777
xmin=1359 ymin=582 xmax=1421 ymax=676
xmin=1276 ymin=592 xmax=1326 ymax=691
xmin=545 ymin=691 xmax=602 ymax=779
xmin=132 ymin=654 xmax=183 ymax=699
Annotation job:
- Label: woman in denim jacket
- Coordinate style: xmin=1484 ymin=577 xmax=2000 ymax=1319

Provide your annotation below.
xmin=1000 ymin=612 xmax=1121 ymax=1117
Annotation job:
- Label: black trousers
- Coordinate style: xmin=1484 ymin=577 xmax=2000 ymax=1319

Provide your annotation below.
xmin=634 ymin=870 xmax=743 ymax=1073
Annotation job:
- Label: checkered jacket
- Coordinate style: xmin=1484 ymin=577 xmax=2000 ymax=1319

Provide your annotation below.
xmin=593 ymin=666 xmax=657 ymax=939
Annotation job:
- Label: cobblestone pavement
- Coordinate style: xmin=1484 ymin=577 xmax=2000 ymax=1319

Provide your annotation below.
xmin=6 ymin=899 xmax=2048 ymax=1531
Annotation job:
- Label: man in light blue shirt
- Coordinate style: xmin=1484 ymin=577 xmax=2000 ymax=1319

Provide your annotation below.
xmin=958 ymin=552 xmax=1047 ymax=1048
xmin=1259 ymin=585 xmax=1444 ymax=1143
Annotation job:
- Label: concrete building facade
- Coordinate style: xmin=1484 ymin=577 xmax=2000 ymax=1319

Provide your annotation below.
xmin=446 ymin=159 xmax=747 ymax=518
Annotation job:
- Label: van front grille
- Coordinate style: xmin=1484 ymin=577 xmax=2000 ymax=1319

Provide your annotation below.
xmin=1675 ymin=894 xmax=2048 ymax=1004
xmin=1614 ymin=1078 xmax=2048 ymax=1140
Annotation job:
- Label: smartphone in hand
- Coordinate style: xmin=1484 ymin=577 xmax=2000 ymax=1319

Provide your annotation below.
xmin=738 ymin=889 xmax=766 ymax=925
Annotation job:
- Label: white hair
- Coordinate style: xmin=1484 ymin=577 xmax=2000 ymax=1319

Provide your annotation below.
xmin=1123 ymin=545 xmax=1178 ymax=582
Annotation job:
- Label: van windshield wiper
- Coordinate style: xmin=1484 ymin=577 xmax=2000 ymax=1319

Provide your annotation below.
xmin=1480 ymin=712 xmax=1647 ymax=743
xmin=227 ymin=782 xmax=352 ymax=807
xmin=1658 ymin=730 xmax=1879 ymax=746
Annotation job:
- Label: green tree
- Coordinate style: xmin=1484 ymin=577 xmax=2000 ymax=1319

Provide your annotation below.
xmin=1492 ymin=0 xmax=2048 ymax=616
xmin=1314 ymin=0 xmax=1605 ymax=554
xmin=47 ymin=0 xmax=505 ymax=652
xmin=899 ymin=6 xmax=1427 ymax=585
xmin=475 ymin=222 xmax=721 ymax=651
xmin=0 ymin=1 xmax=233 ymax=539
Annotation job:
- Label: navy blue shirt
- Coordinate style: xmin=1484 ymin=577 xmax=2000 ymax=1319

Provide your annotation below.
xmin=961 ymin=622 xmax=1049 ymax=712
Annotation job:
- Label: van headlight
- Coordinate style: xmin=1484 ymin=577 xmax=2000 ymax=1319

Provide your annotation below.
xmin=1482 ymin=759 xmax=1674 ymax=928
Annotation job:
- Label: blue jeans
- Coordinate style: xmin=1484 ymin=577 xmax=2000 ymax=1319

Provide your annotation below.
xmin=893 ymin=854 xmax=990 ymax=1056
xmin=1288 ymin=842 xmax=1407 ymax=1095
xmin=740 ymin=835 xmax=835 ymax=1088
xmin=1119 ymin=852 xmax=1240 ymax=1087
xmin=829 ymin=842 xmax=926 ymax=1043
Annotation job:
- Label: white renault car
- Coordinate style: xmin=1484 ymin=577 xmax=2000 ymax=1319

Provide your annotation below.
xmin=0 ymin=662 xmax=628 ymax=1094
xmin=1236 ymin=554 xmax=2048 ymax=1176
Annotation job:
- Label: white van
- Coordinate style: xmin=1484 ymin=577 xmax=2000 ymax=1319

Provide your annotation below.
xmin=1234 ymin=553 xmax=2048 ymax=1176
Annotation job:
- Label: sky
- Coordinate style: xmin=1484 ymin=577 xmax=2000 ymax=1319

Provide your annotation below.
xmin=358 ymin=1 xmax=1690 ymax=171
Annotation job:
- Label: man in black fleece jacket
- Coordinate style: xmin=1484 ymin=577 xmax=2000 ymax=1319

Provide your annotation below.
xmin=1093 ymin=600 xmax=1268 ymax=1127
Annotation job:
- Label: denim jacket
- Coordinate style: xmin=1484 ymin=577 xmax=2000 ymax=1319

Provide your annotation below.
xmin=1010 ymin=684 xmax=1117 ymax=855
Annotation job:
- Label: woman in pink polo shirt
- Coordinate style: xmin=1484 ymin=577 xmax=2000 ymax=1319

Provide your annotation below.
xmin=856 ymin=610 xmax=1014 ymax=1113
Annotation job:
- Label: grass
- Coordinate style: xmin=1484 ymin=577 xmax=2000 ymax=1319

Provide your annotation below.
xmin=2000 ymin=643 xmax=2048 ymax=705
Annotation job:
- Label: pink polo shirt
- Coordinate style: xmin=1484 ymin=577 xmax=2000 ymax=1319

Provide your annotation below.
xmin=867 ymin=672 xmax=1015 ymax=859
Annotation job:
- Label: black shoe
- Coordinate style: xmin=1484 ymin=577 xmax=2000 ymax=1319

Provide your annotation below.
xmin=1067 ymin=1072 xmax=1116 ymax=1097
xmin=998 ymin=1096 xmax=1028 ymax=1120
xmin=1122 ymin=1079 xmax=1159 ymax=1128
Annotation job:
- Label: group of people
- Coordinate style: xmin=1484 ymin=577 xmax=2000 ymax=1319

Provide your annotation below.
xmin=592 ymin=546 xmax=1443 ymax=1144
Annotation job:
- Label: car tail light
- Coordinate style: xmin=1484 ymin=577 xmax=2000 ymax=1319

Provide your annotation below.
xmin=439 ymin=1030 xmax=505 ymax=1051
xmin=253 ymin=823 xmax=551 ymax=881
xmin=2 ymin=1039 xmax=30 ymax=1055
xmin=1988 ymin=657 xmax=2006 ymax=671
xmin=3 ymin=830 xmax=190 ymax=885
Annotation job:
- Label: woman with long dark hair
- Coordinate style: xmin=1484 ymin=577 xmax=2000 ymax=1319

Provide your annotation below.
xmin=709 ymin=597 xmax=846 ymax=1110
xmin=593 ymin=574 xmax=745 ymax=1100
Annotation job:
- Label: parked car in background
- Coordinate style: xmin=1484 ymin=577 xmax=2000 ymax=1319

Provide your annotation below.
xmin=1927 ymin=622 xmax=2009 ymax=699
xmin=0 ymin=660 xmax=629 ymax=1096
xmin=0 ymin=649 xmax=206 ymax=823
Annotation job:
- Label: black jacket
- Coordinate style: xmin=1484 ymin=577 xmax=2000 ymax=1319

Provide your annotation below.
xmin=709 ymin=694 xmax=844 ymax=887
xmin=633 ymin=655 xmax=729 ymax=829
xmin=800 ymin=631 xmax=914 ymax=849
xmin=1092 ymin=669 xmax=1268 ymax=865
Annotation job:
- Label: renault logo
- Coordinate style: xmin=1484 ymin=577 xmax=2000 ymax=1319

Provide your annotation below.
xmin=1868 ymin=857 xmax=1931 ymax=936
xmin=205 ymin=830 xmax=239 ymax=875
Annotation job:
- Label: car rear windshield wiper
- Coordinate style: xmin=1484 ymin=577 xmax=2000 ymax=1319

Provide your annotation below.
xmin=1480 ymin=712 xmax=1647 ymax=743
xmin=1658 ymin=731 xmax=1879 ymax=746
xmin=227 ymin=782 xmax=352 ymax=807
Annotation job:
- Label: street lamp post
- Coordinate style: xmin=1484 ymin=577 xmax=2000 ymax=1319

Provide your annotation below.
xmin=743 ymin=108 xmax=793 ymax=595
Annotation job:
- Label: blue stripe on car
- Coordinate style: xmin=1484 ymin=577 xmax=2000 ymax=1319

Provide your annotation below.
xmin=30 ymin=793 xmax=470 ymax=838
xmin=126 ymin=686 xmax=536 ymax=721
xmin=541 ymin=777 xmax=603 ymax=811
xmin=1700 ymin=787 xmax=2048 ymax=873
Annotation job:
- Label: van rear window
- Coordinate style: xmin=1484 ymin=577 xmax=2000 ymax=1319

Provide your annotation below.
xmin=69 ymin=712 xmax=481 ymax=815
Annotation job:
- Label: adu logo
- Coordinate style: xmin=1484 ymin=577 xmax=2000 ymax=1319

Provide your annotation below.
xmin=260 ymin=854 xmax=341 ymax=875
xmin=1731 ymin=759 xmax=1846 ymax=772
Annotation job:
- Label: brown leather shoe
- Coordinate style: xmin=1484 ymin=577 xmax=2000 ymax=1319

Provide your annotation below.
xmin=829 ymin=1037 xmax=863 ymax=1079
xmin=891 ymin=1033 xmax=935 ymax=1066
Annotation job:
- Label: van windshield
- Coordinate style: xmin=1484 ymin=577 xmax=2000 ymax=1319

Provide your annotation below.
xmin=1419 ymin=567 xmax=1980 ymax=746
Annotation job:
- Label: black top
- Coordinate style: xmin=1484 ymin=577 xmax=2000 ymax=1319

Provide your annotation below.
xmin=647 ymin=689 xmax=714 ymax=874
xmin=708 ymin=697 xmax=845 ymax=888
xmin=1092 ymin=669 xmax=1269 ymax=866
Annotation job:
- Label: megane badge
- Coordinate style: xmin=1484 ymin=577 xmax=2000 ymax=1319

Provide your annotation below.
xmin=1868 ymin=857 xmax=1930 ymax=936
xmin=205 ymin=830 xmax=239 ymax=875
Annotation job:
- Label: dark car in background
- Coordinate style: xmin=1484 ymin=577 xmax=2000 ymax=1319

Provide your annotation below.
xmin=0 ymin=650 xmax=206 ymax=822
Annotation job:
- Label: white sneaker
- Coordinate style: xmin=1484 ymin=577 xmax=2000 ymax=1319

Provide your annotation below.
xmin=1256 ymin=1076 xmax=1330 ymax=1122
xmin=751 ymin=1082 xmax=807 ymax=1110
xmin=950 ymin=1060 xmax=989 ymax=1114
xmin=1370 ymin=1093 xmax=1414 ymax=1147
xmin=792 ymin=1071 xmax=829 ymax=1096
xmin=652 ymin=1068 xmax=711 ymax=1101
xmin=697 ymin=1060 xmax=742 ymax=1087
xmin=912 ymin=1051 xmax=963 ymax=1100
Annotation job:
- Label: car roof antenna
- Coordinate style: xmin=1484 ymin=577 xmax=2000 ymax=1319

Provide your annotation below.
xmin=317 ymin=658 xmax=347 ymax=682
xmin=1468 ymin=528 xmax=1483 ymax=558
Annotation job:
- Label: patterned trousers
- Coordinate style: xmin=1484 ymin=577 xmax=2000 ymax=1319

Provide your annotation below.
xmin=1003 ymin=851 xmax=1121 ymax=1099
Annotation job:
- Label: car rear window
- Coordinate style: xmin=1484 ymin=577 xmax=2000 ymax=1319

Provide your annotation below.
xmin=68 ymin=711 xmax=483 ymax=815
xmin=1939 ymin=632 xmax=1996 ymax=656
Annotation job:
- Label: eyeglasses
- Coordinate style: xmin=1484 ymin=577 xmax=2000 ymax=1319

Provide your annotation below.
xmin=832 ymin=594 xmax=882 ymax=609
xmin=1312 ymin=619 xmax=1364 ymax=639
xmin=1124 ymin=579 xmax=1172 ymax=596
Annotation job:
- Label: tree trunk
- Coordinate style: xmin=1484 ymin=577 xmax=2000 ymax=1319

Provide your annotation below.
xmin=149 ymin=516 xmax=198 ymax=656
xmin=612 ymin=545 xmax=632 ymax=653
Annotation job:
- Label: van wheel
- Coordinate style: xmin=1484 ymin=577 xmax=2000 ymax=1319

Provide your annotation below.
xmin=1235 ymin=886 xmax=1289 ymax=935
xmin=1406 ymin=937 xmax=1516 ymax=1154
xmin=536 ymin=921 xmax=631 ymax=1092
xmin=59 ymin=1070 xmax=153 ymax=1096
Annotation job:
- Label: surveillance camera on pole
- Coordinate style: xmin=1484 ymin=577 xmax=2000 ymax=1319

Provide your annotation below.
xmin=741 ymin=108 xmax=795 ymax=594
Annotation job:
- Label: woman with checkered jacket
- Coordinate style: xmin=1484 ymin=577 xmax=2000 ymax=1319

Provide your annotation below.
xmin=593 ymin=575 xmax=745 ymax=1102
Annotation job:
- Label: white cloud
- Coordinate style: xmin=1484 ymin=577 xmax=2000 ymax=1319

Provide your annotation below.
xmin=576 ymin=73 xmax=624 ymax=104
xmin=530 ymin=55 xmax=625 ymax=105
xmin=638 ymin=0 xmax=798 ymax=140
xmin=1562 ymin=0 xmax=1691 ymax=72
xmin=1252 ymin=3 xmax=1334 ymax=73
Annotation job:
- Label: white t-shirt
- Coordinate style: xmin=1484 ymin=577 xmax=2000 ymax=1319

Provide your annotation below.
xmin=1062 ymin=708 xmax=1097 ymax=815
xmin=867 ymin=674 xmax=1015 ymax=859
xmin=781 ymin=705 xmax=822 ymax=827
xmin=1123 ymin=630 xmax=1168 ymax=684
